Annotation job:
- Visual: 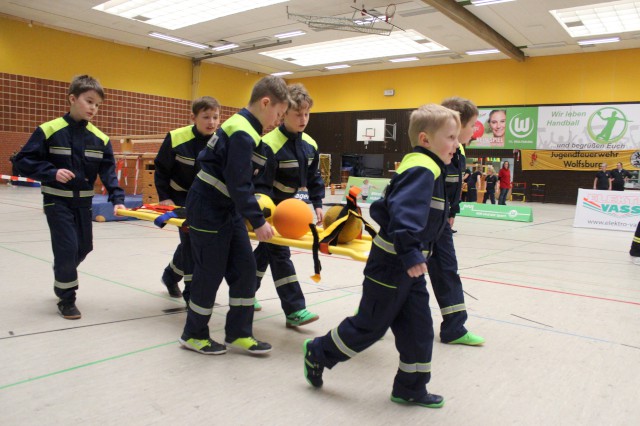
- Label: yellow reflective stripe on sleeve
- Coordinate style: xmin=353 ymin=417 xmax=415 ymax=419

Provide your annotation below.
xmin=440 ymin=303 xmax=466 ymax=316
xmin=196 ymin=170 xmax=229 ymax=197
xmin=330 ymin=328 xmax=357 ymax=358
xmin=86 ymin=123 xmax=109 ymax=145
xmin=373 ymin=234 xmax=396 ymax=254
xmin=169 ymin=179 xmax=187 ymax=192
xmin=54 ymin=279 xmax=79 ymax=289
xmin=273 ymin=180 xmax=296 ymax=193
xmin=228 ymin=298 xmax=255 ymax=307
xmin=252 ymin=152 xmax=267 ymax=166
xmin=40 ymin=117 xmax=69 ymax=139
xmin=188 ymin=300 xmax=213 ymax=316
xmin=175 ymin=155 xmax=195 ymax=166
xmin=274 ymin=275 xmax=298 ymax=288
xmin=278 ymin=160 xmax=298 ymax=169
xmin=431 ymin=197 xmax=445 ymax=210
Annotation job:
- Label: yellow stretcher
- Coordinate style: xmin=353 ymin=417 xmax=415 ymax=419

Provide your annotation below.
xmin=116 ymin=207 xmax=371 ymax=262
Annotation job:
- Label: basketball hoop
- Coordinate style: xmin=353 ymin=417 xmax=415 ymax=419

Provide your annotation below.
xmin=385 ymin=3 xmax=396 ymax=22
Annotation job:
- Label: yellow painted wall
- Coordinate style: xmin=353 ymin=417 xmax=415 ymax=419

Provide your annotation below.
xmin=2 ymin=15 xmax=639 ymax=112
xmin=0 ymin=15 xmax=256 ymax=107
xmin=293 ymin=49 xmax=640 ymax=112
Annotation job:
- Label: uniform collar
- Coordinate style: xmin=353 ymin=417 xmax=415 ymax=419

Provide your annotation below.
xmin=413 ymin=146 xmax=446 ymax=169
xmin=278 ymin=123 xmax=299 ymax=140
xmin=238 ymin=108 xmax=263 ymax=135
xmin=63 ymin=113 xmax=88 ymax=129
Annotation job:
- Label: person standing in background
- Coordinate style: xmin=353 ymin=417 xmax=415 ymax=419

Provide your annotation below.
xmin=593 ymin=163 xmax=611 ymax=191
xmin=498 ymin=161 xmax=511 ymax=205
xmin=610 ymin=162 xmax=631 ymax=191
xmin=483 ymin=165 xmax=498 ymax=204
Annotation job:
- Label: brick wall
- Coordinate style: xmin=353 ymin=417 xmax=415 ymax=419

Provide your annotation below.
xmin=0 ymin=72 xmax=240 ymax=179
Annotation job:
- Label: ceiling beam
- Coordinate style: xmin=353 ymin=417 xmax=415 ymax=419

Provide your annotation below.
xmin=418 ymin=0 xmax=525 ymax=62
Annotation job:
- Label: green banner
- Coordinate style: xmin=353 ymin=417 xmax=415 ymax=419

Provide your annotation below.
xmin=458 ymin=202 xmax=533 ymax=222
xmin=343 ymin=176 xmax=390 ymax=204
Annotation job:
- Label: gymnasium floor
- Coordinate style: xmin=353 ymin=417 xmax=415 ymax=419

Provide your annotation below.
xmin=0 ymin=184 xmax=638 ymax=426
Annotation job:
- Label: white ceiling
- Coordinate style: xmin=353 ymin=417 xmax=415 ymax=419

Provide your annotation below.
xmin=2 ymin=0 xmax=640 ymax=78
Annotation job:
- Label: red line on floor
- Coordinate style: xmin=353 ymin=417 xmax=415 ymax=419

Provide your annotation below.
xmin=462 ymin=276 xmax=640 ymax=306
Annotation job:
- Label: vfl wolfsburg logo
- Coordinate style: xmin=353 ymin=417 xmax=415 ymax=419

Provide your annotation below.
xmin=582 ymin=197 xmax=640 ymax=218
xmin=509 ymin=112 xmax=534 ymax=138
xmin=587 ymin=107 xmax=632 ymax=144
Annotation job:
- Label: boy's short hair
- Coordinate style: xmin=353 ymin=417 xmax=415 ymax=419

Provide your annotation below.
xmin=287 ymin=83 xmax=313 ymax=111
xmin=408 ymin=104 xmax=461 ymax=148
xmin=192 ymin=96 xmax=221 ymax=115
xmin=441 ymin=97 xmax=478 ymax=126
xmin=68 ymin=75 xmax=105 ymax=100
xmin=249 ymin=76 xmax=290 ymax=105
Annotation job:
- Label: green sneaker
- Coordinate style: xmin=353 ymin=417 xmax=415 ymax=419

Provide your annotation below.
xmin=254 ymin=298 xmax=262 ymax=311
xmin=286 ymin=309 xmax=319 ymax=327
xmin=390 ymin=393 xmax=444 ymax=408
xmin=446 ymin=331 xmax=485 ymax=346
xmin=225 ymin=336 xmax=272 ymax=354
xmin=178 ymin=335 xmax=227 ymax=355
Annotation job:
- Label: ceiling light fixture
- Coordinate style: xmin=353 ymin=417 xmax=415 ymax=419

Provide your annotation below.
xmin=325 ymin=64 xmax=351 ymax=70
xmin=389 ymin=56 xmax=419 ymax=62
xmin=94 ymin=0 xmax=289 ymax=30
xmin=470 ymin=0 xmax=516 ymax=6
xmin=274 ymin=30 xmax=306 ymax=39
xmin=213 ymin=43 xmax=239 ymax=51
xmin=577 ymin=37 xmax=621 ymax=45
xmin=271 ymin=71 xmax=293 ymax=76
xmin=149 ymin=32 xmax=209 ymax=49
xmin=465 ymin=48 xmax=500 ymax=55
xmin=551 ymin=1 xmax=640 ymax=38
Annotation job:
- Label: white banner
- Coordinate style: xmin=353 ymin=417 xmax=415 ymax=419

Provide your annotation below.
xmin=573 ymin=188 xmax=640 ymax=231
xmin=538 ymin=104 xmax=640 ymax=151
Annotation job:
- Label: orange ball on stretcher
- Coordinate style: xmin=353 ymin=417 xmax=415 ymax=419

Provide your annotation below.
xmin=272 ymin=198 xmax=313 ymax=239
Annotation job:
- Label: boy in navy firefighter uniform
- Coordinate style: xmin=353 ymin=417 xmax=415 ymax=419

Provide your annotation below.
xmin=14 ymin=75 xmax=125 ymax=320
xmin=426 ymin=97 xmax=485 ymax=346
xmin=154 ymin=96 xmax=221 ymax=301
xmin=253 ymin=83 xmax=323 ymax=327
xmin=631 ymin=221 xmax=640 ymax=265
xmin=178 ymin=76 xmax=289 ymax=355
xmin=303 ymin=104 xmax=461 ymax=408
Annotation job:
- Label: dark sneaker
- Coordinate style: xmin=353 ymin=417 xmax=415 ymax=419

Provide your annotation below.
xmin=390 ymin=392 xmax=445 ymax=408
xmin=178 ymin=334 xmax=226 ymax=355
xmin=303 ymin=339 xmax=324 ymax=388
xmin=161 ymin=278 xmax=182 ymax=298
xmin=286 ymin=309 xmax=319 ymax=327
xmin=57 ymin=301 xmax=81 ymax=320
xmin=225 ymin=337 xmax=272 ymax=354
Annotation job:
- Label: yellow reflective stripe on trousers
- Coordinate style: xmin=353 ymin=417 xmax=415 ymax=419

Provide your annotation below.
xmin=228 ymin=297 xmax=254 ymax=307
xmin=274 ymin=275 xmax=298 ymax=288
xmin=54 ymin=279 xmax=79 ymax=289
xmin=365 ymin=275 xmax=397 ymax=289
xmin=634 ymin=236 xmax=640 ymax=244
xmin=440 ymin=303 xmax=466 ymax=316
xmin=399 ymin=361 xmax=431 ymax=373
xmin=273 ymin=180 xmax=296 ymax=193
xmin=256 ymin=269 xmax=266 ymax=278
xmin=331 ymin=327 xmax=357 ymax=358
xmin=169 ymin=179 xmax=187 ymax=192
xmin=188 ymin=300 xmax=213 ymax=316
xmin=42 ymin=186 xmax=94 ymax=197
xmin=197 ymin=170 xmax=229 ymax=197
xmin=169 ymin=260 xmax=184 ymax=276
xmin=373 ymin=235 xmax=429 ymax=258
xmin=183 ymin=274 xmax=192 ymax=282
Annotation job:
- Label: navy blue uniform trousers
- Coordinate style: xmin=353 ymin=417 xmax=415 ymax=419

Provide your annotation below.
xmin=162 ymin=228 xmax=193 ymax=301
xmin=427 ymin=222 xmax=468 ymax=342
xmin=254 ymin=242 xmax=306 ymax=315
xmin=307 ymin=245 xmax=434 ymax=400
xmin=44 ymin=197 xmax=93 ymax=302
xmin=183 ymin=192 xmax=256 ymax=340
